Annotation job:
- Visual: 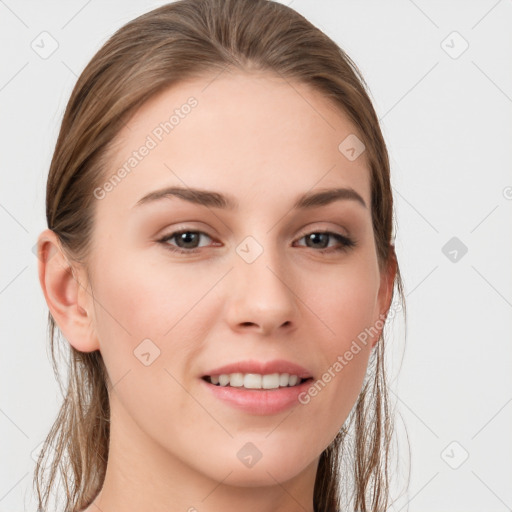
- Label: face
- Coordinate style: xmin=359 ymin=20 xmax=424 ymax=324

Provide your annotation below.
xmin=69 ymin=71 xmax=393 ymax=487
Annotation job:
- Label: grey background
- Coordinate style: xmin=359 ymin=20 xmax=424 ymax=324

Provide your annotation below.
xmin=1 ymin=0 xmax=511 ymax=510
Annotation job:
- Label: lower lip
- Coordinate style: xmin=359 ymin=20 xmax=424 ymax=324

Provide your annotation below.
xmin=200 ymin=378 xmax=313 ymax=415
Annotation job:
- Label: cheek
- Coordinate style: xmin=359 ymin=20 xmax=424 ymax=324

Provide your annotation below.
xmin=92 ymin=249 xmax=216 ymax=339
xmin=297 ymin=261 xmax=379 ymax=430
xmin=88 ymin=252 xmax=210 ymax=432
xmin=89 ymin=249 xmax=223 ymax=388
xmin=307 ymin=257 xmax=379 ymax=346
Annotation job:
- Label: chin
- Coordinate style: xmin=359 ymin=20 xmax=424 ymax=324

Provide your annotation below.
xmin=200 ymin=447 xmax=315 ymax=488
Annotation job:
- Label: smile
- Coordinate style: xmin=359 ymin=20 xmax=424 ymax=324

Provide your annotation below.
xmin=203 ymin=372 xmax=308 ymax=389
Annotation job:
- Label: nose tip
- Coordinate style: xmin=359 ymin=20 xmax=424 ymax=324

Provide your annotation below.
xmin=225 ymin=255 xmax=299 ymax=336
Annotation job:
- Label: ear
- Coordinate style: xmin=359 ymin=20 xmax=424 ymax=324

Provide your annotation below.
xmin=371 ymin=244 xmax=398 ymax=349
xmin=37 ymin=229 xmax=99 ymax=353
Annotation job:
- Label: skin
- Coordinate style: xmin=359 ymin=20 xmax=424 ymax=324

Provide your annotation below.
xmin=38 ymin=70 xmax=396 ymax=512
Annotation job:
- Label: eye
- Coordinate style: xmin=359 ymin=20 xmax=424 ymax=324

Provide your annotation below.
xmin=157 ymin=228 xmax=357 ymax=255
xmin=157 ymin=230 xmax=215 ymax=254
xmin=294 ymin=230 xmax=356 ymax=253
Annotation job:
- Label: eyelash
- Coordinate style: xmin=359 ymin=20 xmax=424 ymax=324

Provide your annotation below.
xmin=157 ymin=229 xmax=357 ymax=255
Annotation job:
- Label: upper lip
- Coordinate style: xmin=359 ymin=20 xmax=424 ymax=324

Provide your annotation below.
xmin=203 ymin=359 xmax=313 ymax=379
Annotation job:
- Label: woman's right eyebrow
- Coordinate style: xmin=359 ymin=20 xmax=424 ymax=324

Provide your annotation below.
xmin=132 ymin=185 xmax=367 ymax=211
xmin=133 ymin=186 xmax=235 ymax=210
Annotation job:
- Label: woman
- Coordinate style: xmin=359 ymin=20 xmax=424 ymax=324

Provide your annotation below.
xmin=35 ymin=0 xmax=406 ymax=510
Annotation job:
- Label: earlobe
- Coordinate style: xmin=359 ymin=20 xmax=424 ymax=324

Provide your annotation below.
xmin=37 ymin=229 xmax=99 ymax=353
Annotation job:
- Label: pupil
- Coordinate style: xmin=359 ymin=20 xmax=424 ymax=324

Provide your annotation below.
xmin=178 ymin=232 xmax=198 ymax=248
xmin=308 ymin=233 xmax=328 ymax=248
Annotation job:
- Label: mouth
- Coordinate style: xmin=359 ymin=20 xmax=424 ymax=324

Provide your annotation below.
xmin=202 ymin=373 xmax=313 ymax=389
xmin=199 ymin=359 xmax=314 ymax=414
xmin=200 ymin=373 xmax=314 ymax=415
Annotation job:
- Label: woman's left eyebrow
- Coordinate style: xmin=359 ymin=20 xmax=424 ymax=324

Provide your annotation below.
xmin=132 ymin=185 xmax=367 ymax=210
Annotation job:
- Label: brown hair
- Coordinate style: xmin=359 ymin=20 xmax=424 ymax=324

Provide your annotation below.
xmin=34 ymin=1 xmax=407 ymax=511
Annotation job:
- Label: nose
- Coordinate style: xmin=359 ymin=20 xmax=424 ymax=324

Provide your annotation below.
xmin=224 ymin=241 xmax=299 ymax=337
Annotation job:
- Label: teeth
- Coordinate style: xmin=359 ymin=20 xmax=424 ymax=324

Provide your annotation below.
xmin=244 ymin=373 xmax=262 ymax=389
xmin=262 ymin=374 xmax=280 ymax=389
xmin=207 ymin=372 xmax=305 ymax=389
xmin=230 ymin=373 xmax=244 ymax=387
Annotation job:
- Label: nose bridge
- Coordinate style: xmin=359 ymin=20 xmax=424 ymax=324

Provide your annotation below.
xmin=226 ymin=233 xmax=298 ymax=333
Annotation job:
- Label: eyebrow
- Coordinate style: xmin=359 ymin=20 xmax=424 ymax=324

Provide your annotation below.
xmin=133 ymin=185 xmax=367 ymax=210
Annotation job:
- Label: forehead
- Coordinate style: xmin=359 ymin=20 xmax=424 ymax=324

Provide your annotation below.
xmin=99 ymin=70 xmax=371 ymax=214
